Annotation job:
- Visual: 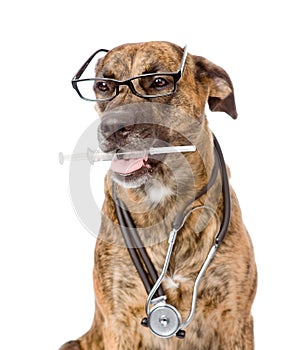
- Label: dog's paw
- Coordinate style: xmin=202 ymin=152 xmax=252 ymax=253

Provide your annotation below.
xmin=59 ymin=340 xmax=81 ymax=350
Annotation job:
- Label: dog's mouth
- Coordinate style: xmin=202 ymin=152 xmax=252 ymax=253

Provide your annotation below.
xmin=110 ymin=151 xmax=150 ymax=174
xmin=109 ymin=149 xmax=164 ymax=188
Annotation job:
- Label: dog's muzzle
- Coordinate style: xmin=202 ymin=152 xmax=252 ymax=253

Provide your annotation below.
xmin=97 ymin=105 xmax=169 ymax=188
xmin=97 ymin=102 xmax=200 ymax=188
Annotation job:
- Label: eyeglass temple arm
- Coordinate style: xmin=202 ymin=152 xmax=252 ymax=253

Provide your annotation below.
xmin=72 ymin=48 xmax=109 ymax=80
xmin=73 ymin=45 xmax=186 ymax=81
xmin=180 ymin=45 xmax=188 ymax=71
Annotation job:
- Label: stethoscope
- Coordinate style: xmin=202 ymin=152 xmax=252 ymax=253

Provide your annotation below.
xmin=112 ymin=134 xmax=231 ymax=340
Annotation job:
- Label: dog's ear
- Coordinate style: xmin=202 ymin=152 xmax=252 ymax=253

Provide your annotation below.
xmin=194 ymin=56 xmax=237 ymax=119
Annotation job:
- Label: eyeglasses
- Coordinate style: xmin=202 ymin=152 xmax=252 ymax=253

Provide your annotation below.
xmin=71 ymin=45 xmax=188 ymax=102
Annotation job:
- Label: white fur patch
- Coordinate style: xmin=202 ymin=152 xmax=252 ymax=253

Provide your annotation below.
xmin=146 ymin=182 xmax=173 ymax=204
xmin=164 ymin=275 xmax=189 ymax=290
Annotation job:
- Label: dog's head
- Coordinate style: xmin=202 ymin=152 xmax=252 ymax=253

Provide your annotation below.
xmin=82 ymin=42 xmax=237 ymax=192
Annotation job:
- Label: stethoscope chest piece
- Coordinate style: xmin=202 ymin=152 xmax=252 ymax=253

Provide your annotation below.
xmin=148 ymin=303 xmax=182 ymax=338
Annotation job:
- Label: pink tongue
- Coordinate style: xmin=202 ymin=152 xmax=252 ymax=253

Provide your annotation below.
xmin=110 ymin=155 xmax=148 ymax=174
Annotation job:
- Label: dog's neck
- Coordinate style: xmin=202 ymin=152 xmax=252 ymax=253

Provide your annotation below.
xmin=101 ymin=127 xmax=220 ymax=248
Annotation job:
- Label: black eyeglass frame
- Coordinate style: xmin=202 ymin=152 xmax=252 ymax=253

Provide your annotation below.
xmin=71 ymin=45 xmax=188 ymax=102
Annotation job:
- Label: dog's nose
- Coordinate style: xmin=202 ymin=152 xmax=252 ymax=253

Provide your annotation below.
xmin=98 ymin=112 xmax=135 ymax=140
xmin=97 ymin=104 xmax=156 ymax=151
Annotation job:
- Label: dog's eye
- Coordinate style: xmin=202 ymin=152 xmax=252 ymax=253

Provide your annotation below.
xmin=151 ymin=77 xmax=169 ymax=89
xmin=95 ymin=81 xmax=109 ymax=92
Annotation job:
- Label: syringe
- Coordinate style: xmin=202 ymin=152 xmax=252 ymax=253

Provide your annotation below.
xmin=59 ymin=145 xmax=196 ymax=165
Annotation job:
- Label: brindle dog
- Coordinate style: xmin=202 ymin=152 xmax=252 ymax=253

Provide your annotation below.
xmin=60 ymin=42 xmax=257 ymax=350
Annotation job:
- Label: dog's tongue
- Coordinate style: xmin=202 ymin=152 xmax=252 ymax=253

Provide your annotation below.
xmin=110 ymin=155 xmax=148 ymax=174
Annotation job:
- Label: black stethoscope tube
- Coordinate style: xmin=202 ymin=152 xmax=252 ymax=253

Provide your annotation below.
xmin=113 ymin=188 xmax=164 ymax=296
xmin=212 ymin=134 xmax=231 ymax=245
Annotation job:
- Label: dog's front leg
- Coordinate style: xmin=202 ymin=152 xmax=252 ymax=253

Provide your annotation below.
xmin=102 ymin=325 xmax=142 ymax=350
xmin=92 ymin=238 xmax=151 ymax=350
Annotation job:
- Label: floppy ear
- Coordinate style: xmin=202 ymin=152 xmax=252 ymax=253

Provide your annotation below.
xmin=194 ymin=56 xmax=238 ymax=119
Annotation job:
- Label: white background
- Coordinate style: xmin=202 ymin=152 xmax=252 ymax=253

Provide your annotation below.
xmin=0 ymin=0 xmax=291 ymax=349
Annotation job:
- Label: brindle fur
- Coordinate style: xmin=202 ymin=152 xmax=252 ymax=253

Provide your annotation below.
xmin=60 ymin=41 xmax=257 ymax=350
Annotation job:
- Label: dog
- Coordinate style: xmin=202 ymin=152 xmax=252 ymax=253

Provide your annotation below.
xmin=60 ymin=41 xmax=257 ymax=349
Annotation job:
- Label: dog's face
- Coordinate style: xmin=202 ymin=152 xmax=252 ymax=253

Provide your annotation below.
xmin=95 ymin=42 xmax=237 ymax=191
